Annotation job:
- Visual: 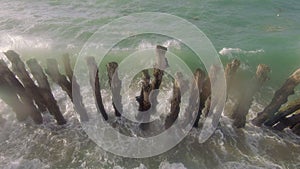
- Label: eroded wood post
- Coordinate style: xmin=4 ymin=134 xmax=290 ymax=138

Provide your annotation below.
xmin=291 ymin=122 xmax=300 ymax=136
xmin=86 ymin=57 xmax=108 ymax=120
xmin=27 ymin=59 xmax=66 ymax=124
xmin=272 ymin=113 xmax=300 ymax=131
xmin=136 ymin=70 xmax=152 ymax=130
xmin=62 ymin=54 xmax=89 ymax=121
xmin=4 ymin=50 xmax=46 ymax=112
xmin=225 ymin=59 xmax=240 ymax=91
xmin=265 ymin=98 xmax=300 ymax=127
xmin=46 ymin=59 xmax=72 ymax=99
xmin=107 ymin=62 xmax=122 ymax=117
xmin=165 ymin=72 xmax=188 ymax=129
xmin=0 ymin=60 xmax=44 ymax=124
xmin=252 ymin=68 xmax=300 ymax=126
xmin=150 ymin=45 xmax=168 ymax=111
xmin=46 ymin=58 xmax=88 ymax=121
xmin=186 ymin=68 xmax=208 ymax=127
xmin=232 ymin=64 xmax=270 ymax=128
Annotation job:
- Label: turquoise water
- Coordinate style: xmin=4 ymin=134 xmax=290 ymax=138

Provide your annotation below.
xmin=0 ymin=0 xmax=300 ymax=168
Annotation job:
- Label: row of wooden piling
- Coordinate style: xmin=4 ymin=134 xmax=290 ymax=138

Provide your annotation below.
xmin=0 ymin=46 xmax=300 ymax=137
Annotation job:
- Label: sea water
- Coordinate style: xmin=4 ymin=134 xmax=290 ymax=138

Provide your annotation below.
xmin=0 ymin=0 xmax=300 ymax=168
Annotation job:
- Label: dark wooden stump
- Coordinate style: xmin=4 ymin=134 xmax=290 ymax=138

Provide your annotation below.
xmin=273 ymin=113 xmax=300 ymax=131
xmin=86 ymin=57 xmax=108 ymax=120
xmin=252 ymin=68 xmax=300 ymax=126
xmin=136 ymin=70 xmax=152 ymax=130
xmin=4 ymin=50 xmax=46 ymax=112
xmin=0 ymin=59 xmax=43 ymax=123
xmin=107 ymin=62 xmax=122 ymax=117
xmin=165 ymin=72 xmax=188 ymax=129
xmin=291 ymin=122 xmax=300 ymax=136
xmin=27 ymin=59 xmax=66 ymax=125
xmin=232 ymin=64 xmax=270 ymax=128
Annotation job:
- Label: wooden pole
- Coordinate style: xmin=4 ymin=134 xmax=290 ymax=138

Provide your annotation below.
xmin=165 ymin=72 xmax=188 ymax=129
xmin=252 ymin=68 xmax=300 ymax=126
xmin=62 ymin=54 xmax=89 ymax=121
xmin=26 ymin=59 xmax=66 ymax=125
xmin=273 ymin=113 xmax=300 ymax=131
xmin=184 ymin=68 xmax=205 ymax=127
xmin=265 ymin=98 xmax=300 ymax=127
xmin=4 ymin=50 xmax=46 ymax=112
xmin=291 ymin=122 xmax=300 ymax=136
xmin=106 ymin=62 xmax=122 ymax=117
xmin=135 ymin=45 xmax=167 ymax=130
xmin=136 ymin=70 xmax=152 ymax=130
xmin=45 ymin=59 xmax=72 ymax=99
xmin=46 ymin=58 xmax=88 ymax=122
xmin=232 ymin=64 xmax=270 ymax=128
xmin=225 ymin=59 xmax=240 ymax=92
xmin=0 ymin=59 xmax=43 ymax=124
xmin=86 ymin=57 xmax=108 ymax=120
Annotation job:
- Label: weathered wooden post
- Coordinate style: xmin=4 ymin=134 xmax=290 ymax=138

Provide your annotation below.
xmin=184 ymin=68 xmax=205 ymax=127
xmin=45 ymin=59 xmax=72 ymax=99
xmin=136 ymin=45 xmax=168 ymax=130
xmin=252 ymin=68 xmax=300 ymax=126
xmin=4 ymin=50 xmax=46 ymax=112
xmin=46 ymin=58 xmax=88 ymax=122
xmin=165 ymin=72 xmax=188 ymax=129
xmin=225 ymin=59 xmax=240 ymax=92
xmin=265 ymin=98 xmax=300 ymax=127
xmin=291 ymin=122 xmax=300 ymax=135
xmin=136 ymin=70 xmax=152 ymax=130
xmin=62 ymin=54 xmax=89 ymax=121
xmin=26 ymin=59 xmax=66 ymax=124
xmin=0 ymin=59 xmax=44 ymax=123
xmin=232 ymin=64 xmax=270 ymax=128
xmin=86 ymin=57 xmax=108 ymax=120
xmin=272 ymin=113 xmax=300 ymax=131
xmin=107 ymin=62 xmax=122 ymax=117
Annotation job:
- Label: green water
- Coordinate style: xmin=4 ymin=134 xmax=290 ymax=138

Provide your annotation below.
xmin=0 ymin=0 xmax=300 ymax=168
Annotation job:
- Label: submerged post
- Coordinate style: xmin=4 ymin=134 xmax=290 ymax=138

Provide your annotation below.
xmin=252 ymin=68 xmax=300 ymax=126
xmin=27 ymin=59 xmax=66 ymax=125
xmin=107 ymin=62 xmax=122 ymax=117
xmin=86 ymin=57 xmax=108 ymax=120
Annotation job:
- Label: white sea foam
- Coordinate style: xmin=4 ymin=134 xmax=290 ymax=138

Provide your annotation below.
xmin=159 ymin=161 xmax=187 ymax=169
xmin=219 ymin=48 xmax=264 ymax=56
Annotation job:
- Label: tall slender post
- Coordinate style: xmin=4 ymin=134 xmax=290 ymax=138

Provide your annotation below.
xmin=27 ymin=59 xmax=66 ymax=124
xmin=4 ymin=50 xmax=46 ymax=112
xmin=86 ymin=57 xmax=108 ymax=120
xmin=107 ymin=62 xmax=122 ymax=117
xmin=0 ymin=59 xmax=44 ymax=123
xmin=232 ymin=64 xmax=270 ymax=128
